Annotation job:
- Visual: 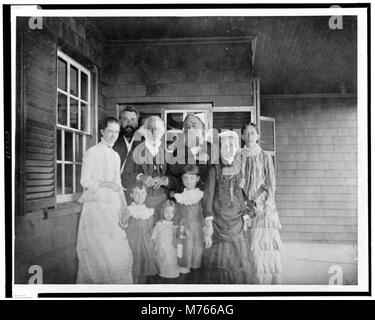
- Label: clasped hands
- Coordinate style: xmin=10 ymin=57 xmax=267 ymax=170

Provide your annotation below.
xmin=143 ymin=175 xmax=168 ymax=190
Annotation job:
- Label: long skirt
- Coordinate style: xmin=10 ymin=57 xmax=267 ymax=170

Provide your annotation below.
xmin=76 ymin=188 xmax=133 ymax=284
xmin=202 ymin=225 xmax=254 ymax=284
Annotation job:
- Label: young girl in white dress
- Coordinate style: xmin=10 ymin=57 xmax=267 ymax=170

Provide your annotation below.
xmin=76 ymin=117 xmax=133 ymax=284
xmin=151 ymin=200 xmax=180 ymax=281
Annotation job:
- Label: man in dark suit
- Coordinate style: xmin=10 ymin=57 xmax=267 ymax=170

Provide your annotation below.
xmin=113 ymin=105 xmax=141 ymax=203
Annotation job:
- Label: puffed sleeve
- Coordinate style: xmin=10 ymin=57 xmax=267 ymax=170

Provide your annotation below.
xmin=114 ymin=152 xmax=123 ymax=188
xmin=114 ymin=152 xmax=127 ymax=209
xmin=264 ymin=152 xmax=276 ymax=205
xmin=80 ymin=147 xmax=100 ymax=191
xmin=202 ymin=165 xmax=215 ymax=219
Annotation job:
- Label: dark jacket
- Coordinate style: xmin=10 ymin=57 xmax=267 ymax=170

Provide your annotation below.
xmin=113 ymin=134 xmax=141 ymax=193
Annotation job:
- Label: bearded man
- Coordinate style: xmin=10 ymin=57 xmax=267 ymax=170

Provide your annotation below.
xmin=113 ymin=105 xmax=141 ymax=203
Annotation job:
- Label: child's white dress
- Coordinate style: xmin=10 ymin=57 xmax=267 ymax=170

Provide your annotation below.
xmin=152 ymin=220 xmax=180 ymax=278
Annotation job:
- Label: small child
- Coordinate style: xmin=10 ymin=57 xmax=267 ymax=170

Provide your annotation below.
xmin=151 ymin=200 xmax=180 ymax=280
xmin=240 ymin=123 xmax=283 ymax=284
xmin=125 ymin=180 xmax=157 ymax=284
xmin=174 ymin=164 xmax=204 ymax=277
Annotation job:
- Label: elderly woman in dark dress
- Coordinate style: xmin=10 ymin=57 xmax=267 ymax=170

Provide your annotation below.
xmin=202 ymin=130 xmax=255 ymax=284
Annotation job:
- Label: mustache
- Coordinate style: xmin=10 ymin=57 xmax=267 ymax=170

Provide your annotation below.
xmin=121 ymin=125 xmax=136 ymax=135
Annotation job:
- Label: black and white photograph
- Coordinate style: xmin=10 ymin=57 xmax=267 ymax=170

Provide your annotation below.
xmin=3 ymin=2 xmax=370 ymax=298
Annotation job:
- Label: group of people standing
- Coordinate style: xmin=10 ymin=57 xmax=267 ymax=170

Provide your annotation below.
xmin=76 ymin=105 xmax=283 ymax=285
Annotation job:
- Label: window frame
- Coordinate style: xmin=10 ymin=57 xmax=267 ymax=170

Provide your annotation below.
xmin=56 ymin=50 xmax=92 ymax=203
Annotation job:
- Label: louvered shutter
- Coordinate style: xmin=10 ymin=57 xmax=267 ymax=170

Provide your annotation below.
xmin=213 ymin=111 xmax=251 ymax=131
xmin=20 ymin=21 xmax=57 ymax=213
xmin=24 ymin=119 xmax=55 ymax=210
xmin=260 ymin=116 xmax=276 ymax=167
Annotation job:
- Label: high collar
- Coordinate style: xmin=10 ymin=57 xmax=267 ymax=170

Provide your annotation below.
xmin=100 ymin=138 xmax=114 ymax=148
xmin=160 ymin=219 xmax=174 ymax=225
xmin=242 ymin=144 xmax=262 ymax=157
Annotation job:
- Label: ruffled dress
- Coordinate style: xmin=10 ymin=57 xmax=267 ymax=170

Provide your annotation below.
xmin=126 ymin=203 xmax=158 ymax=283
xmin=202 ymin=160 xmax=255 ymax=284
xmin=241 ymin=144 xmax=283 ymax=284
xmin=76 ymin=140 xmax=133 ymax=284
xmin=152 ymin=220 xmax=180 ymax=278
xmin=174 ymin=188 xmax=204 ymax=271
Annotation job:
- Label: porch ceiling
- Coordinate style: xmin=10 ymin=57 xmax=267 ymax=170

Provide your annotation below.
xmin=89 ymin=16 xmax=357 ymax=95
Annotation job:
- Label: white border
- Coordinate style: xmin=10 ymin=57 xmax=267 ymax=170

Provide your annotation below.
xmin=8 ymin=4 xmax=370 ymax=298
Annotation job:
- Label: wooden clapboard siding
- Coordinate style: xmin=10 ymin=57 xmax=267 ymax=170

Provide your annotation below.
xmin=21 ymin=23 xmax=57 ymax=213
xmin=261 ymin=97 xmax=357 ymax=244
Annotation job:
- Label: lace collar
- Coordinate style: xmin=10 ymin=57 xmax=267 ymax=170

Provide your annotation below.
xmin=128 ymin=202 xmax=154 ymax=220
xmin=160 ymin=219 xmax=174 ymax=225
xmin=175 ymin=188 xmax=204 ymax=205
xmin=242 ymin=144 xmax=262 ymax=157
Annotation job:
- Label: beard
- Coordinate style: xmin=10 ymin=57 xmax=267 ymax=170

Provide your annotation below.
xmin=121 ymin=125 xmax=136 ymax=139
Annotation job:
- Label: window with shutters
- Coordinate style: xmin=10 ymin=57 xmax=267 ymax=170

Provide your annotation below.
xmin=56 ymin=51 xmax=91 ymax=203
xmin=259 ymin=116 xmax=276 ymax=169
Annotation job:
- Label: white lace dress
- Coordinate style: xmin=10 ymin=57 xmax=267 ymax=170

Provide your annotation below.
xmin=76 ymin=140 xmax=133 ymax=284
xmin=152 ymin=220 xmax=180 ymax=279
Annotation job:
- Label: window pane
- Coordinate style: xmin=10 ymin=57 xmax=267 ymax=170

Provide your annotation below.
xmin=81 ymin=102 xmax=88 ymax=132
xmin=57 ymin=129 xmax=61 ymax=160
xmin=167 ymin=112 xmax=184 ymax=130
xmin=58 ymin=58 xmax=67 ymax=91
xmin=70 ymin=65 xmax=78 ymax=97
xmin=70 ymin=98 xmax=79 ymax=129
xmin=65 ymin=131 xmax=73 ymax=161
xmin=75 ymin=164 xmax=83 ymax=193
xmin=57 ymin=93 xmax=67 ymax=125
xmin=56 ymin=163 xmax=62 ymax=195
xmin=65 ymin=164 xmax=73 ymax=194
xmin=75 ymin=134 xmax=83 ymax=163
xmin=81 ymin=72 xmax=88 ymax=101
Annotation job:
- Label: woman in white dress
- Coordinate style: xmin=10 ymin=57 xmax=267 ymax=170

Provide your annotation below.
xmin=76 ymin=117 xmax=133 ymax=284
